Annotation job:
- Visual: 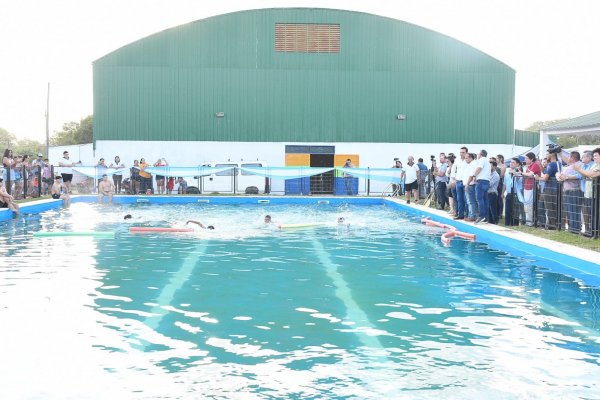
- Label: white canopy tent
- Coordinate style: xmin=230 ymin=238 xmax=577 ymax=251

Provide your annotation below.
xmin=540 ymin=110 xmax=600 ymax=156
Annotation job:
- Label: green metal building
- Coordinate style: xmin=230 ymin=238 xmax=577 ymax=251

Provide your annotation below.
xmin=93 ymin=8 xmax=515 ymax=145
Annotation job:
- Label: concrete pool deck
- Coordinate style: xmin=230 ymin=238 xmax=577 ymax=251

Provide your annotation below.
xmin=387 ymin=197 xmax=600 ymax=284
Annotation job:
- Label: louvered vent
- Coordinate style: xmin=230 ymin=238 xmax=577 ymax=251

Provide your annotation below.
xmin=275 ymin=23 xmax=340 ymax=53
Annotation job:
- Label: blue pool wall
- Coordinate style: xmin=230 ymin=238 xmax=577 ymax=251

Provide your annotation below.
xmin=3 ymin=195 xmax=599 ymax=285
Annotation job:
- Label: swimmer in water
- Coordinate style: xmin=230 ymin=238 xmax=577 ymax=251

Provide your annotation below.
xmin=124 ymin=214 xmax=132 ymax=220
xmin=186 ymin=220 xmax=215 ymax=230
xmin=264 ymin=215 xmax=273 ymax=224
xmin=337 ymin=217 xmax=345 ymax=224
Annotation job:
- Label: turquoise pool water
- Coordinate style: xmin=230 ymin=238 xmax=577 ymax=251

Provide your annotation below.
xmin=1 ymin=202 xmax=600 ymax=399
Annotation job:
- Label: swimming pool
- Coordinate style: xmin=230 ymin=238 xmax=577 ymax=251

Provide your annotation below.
xmin=1 ymin=201 xmax=600 ymax=398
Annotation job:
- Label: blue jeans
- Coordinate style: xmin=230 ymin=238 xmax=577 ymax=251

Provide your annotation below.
xmin=344 ymin=176 xmax=353 ymax=195
xmin=466 ymin=185 xmax=476 ymax=219
xmin=564 ymin=190 xmax=582 ymax=231
xmin=455 ymin=181 xmax=466 ymax=218
xmin=475 ymin=180 xmax=490 ymax=220
xmin=488 ymin=192 xmax=498 ymax=224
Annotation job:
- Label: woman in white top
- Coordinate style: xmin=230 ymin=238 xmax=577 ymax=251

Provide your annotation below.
xmin=110 ymin=156 xmax=125 ymax=194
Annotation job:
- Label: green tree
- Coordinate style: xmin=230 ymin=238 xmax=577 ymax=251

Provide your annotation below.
xmin=50 ymin=115 xmax=93 ymax=145
xmin=12 ymin=139 xmax=46 ymax=158
xmin=0 ymin=127 xmax=17 ymax=150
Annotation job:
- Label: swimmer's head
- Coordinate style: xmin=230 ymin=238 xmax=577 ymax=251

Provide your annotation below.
xmin=207 ymin=225 xmax=215 ymax=230
xmin=124 ymin=214 xmax=132 ymax=220
xmin=337 ymin=217 xmax=345 ymax=224
xmin=264 ymin=215 xmax=272 ymax=223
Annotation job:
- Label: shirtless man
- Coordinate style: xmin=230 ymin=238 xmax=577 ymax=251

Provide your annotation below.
xmin=51 ymin=176 xmax=71 ymax=207
xmin=0 ymin=177 xmax=20 ymax=216
xmin=97 ymin=174 xmax=115 ymax=203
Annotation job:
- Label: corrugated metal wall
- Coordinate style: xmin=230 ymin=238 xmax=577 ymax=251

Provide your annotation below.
xmin=93 ymin=8 xmax=515 ymax=144
xmin=514 ymin=129 xmax=539 ymax=148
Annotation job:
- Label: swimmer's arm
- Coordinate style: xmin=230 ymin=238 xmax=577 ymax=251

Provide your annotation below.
xmin=185 ymin=220 xmax=206 ymax=228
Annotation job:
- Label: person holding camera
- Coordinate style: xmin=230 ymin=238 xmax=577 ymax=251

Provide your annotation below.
xmin=538 ymin=148 xmax=561 ymax=228
xmin=504 ymin=157 xmax=523 ymax=226
xmin=342 ymin=158 xmax=355 ymax=195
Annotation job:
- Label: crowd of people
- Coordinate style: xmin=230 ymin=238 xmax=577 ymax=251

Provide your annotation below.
xmin=2 ymin=149 xmax=54 ymax=199
xmin=396 ymin=146 xmax=600 ymax=235
xmin=3 ymin=147 xmax=600 ymax=235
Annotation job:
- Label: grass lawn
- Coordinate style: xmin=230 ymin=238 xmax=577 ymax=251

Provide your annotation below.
xmin=502 ymin=220 xmax=600 ymax=253
xmin=404 ymin=193 xmax=600 ymax=253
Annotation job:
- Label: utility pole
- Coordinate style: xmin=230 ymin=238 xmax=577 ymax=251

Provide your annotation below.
xmin=45 ymin=82 xmax=50 ymax=157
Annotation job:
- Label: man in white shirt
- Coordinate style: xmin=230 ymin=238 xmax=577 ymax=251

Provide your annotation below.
xmin=401 ymin=156 xmax=420 ymax=204
xmin=463 ymin=153 xmax=477 ymax=221
xmin=453 ymin=147 xmax=468 ymax=220
xmin=58 ymin=150 xmax=81 ymax=193
xmin=472 ymin=149 xmax=491 ymax=223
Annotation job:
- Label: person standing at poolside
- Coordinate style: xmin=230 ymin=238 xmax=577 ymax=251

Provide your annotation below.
xmin=0 ymin=177 xmax=20 ymax=216
xmin=98 ymin=174 xmax=115 ymax=204
xmin=401 ymin=156 xmax=420 ymax=204
xmin=521 ymin=152 xmax=541 ymax=226
xmin=110 ymin=156 xmax=125 ymax=194
xmin=463 ymin=152 xmax=477 ymax=222
xmin=391 ymin=158 xmax=403 ymax=197
xmin=176 ymin=177 xmax=188 ymax=194
xmin=51 ymin=176 xmax=71 ymax=208
xmin=472 ymin=149 xmax=491 ymax=224
xmin=453 ymin=147 xmax=468 ymax=220
xmin=487 ymin=160 xmax=500 ymax=224
xmin=433 ymin=153 xmax=449 ymax=210
xmin=342 ymin=158 xmax=354 ymax=195
xmin=574 ymin=148 xmax=600 ymax=233
xmin=557 ymin=151 xmax=583 ymax=232
xmin=154 ymin=158 xmax=169 ymax=194
xmin=96 ymin=158 xmax=108 ymax=188
xmin=138 ymin=158 xmax=152 ymax=194
xmin=130 ymin=160 xmax=140 ymax=194
xmin=2 ymin=149 xmax=15 ymax=192
xmin=58 ymin=150 xmax=82 ymax=193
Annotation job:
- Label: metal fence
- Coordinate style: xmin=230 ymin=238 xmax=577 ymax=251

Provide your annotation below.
xmin=508 ymin=175 xmax=599 ymax=238
xmin=1 ymin=163 xmax=55 ymax=199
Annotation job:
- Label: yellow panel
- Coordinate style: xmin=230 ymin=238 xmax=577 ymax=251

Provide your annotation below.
xmin=285 ymin=153 xmax=310 ymax=166
xmin=335 ymin=154 xmax=359 ymax=167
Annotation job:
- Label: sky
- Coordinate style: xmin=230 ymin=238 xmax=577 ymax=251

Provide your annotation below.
xmin=1 ymin=0 xmax=598 ymax=142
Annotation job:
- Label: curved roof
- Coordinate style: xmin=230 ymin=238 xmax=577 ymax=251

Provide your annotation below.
xmin=95 ymin=8 xmax=513 ymax=71
xmin=93 ymin=8 xmax=515 ymax=144
xmin=543 ymin=110 xmax=600 ymax=133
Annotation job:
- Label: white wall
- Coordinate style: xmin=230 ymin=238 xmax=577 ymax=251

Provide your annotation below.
xmin=60 ymin=140 xmax=530 ymax=194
